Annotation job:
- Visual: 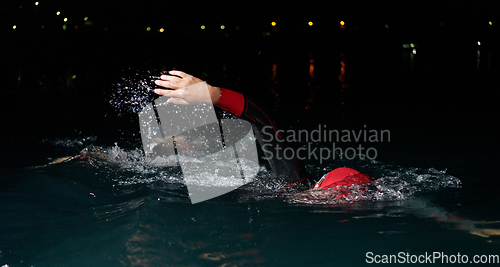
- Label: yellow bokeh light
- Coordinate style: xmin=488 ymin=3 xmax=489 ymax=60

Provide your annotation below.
xmin=201 ymin=25 xmax=206 ymax=30
xmin=62 ymin=25 xmax=67 ymax=30
xmin=159 ymin=28 xmax=165 ymax=33
xmin=84 ymin=17 xmax=89 ymax=21
xmin=13 ymin=25 xmax=17 ymax=30
xmin=35 ymin=2 xmax=39 ymax=5
xmin=271 ymin=21 xmax=277 ymax=26
xmin=56 ymin=11 xmax=61 ymax=16
xmin=220 ymin=25 xmax=225 ymax=30
xmin=489 ymin=21 xmax=493 ymax=25
xmin=308 ymin=21 xmax=313 ymax=26
xmin=340 ymin=20 xmax=345 ymax=26
xmin=63 ymin=17 xmax=68 ymax=22
xmin=146 ymin=27 xmax=151 ymax=31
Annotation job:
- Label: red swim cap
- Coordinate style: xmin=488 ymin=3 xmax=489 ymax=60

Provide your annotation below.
xmin=314 ymin=167 xmax=372 ymax=189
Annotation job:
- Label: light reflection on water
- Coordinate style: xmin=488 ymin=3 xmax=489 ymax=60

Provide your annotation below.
xmin=268 ymin=50 xmax=351 ymax=126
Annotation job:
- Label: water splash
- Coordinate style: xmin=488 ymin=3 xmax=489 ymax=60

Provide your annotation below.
xmin=40 ymin=138 xmax=462 ymax=205
xmin=108 ymin=69 xmax=161 ymax=116
xmin=82 ymin=143 xmax=267 ymax=192
xmin=97 ymin=144 xmax=461 ymax=205
xmin=289 ymin=160 xmax=461 ymax=205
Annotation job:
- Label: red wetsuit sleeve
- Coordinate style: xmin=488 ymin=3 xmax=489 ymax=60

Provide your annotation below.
xmin=215 ymin=88 xmax=245 ymax=117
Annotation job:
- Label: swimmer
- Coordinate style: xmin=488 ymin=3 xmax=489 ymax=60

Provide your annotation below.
xmin=154 ymin=70 xmax=314 ymax=191
xmin=152 ymin=71 xmax=500 ymax=237
xmin=39 ymin=70 xmax=500 ymax=238
xmin=153 ymin=71 xmax=380 ymax=198
xmin=154 ymin=70 xmax=386 ymax=204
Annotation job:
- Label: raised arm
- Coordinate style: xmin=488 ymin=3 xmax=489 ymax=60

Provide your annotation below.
xmin=154 ymin=71 xmax=312 ymax=190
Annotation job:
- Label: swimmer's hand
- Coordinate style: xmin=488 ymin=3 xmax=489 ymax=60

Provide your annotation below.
xmin=154 ymin=71 xmax=221 ymax=105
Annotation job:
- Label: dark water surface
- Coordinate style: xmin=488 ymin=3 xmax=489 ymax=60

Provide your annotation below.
xmin=1 ymin=25 xmax=500 ymax=266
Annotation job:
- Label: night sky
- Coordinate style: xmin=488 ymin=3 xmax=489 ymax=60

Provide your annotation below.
xmin=1 ymin=0 xmax=499 ymax=140
xmin=2 ymin=0 xmax=499 ymax=33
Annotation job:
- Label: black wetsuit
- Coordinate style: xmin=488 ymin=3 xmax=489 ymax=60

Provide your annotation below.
xmin=216 ymin=88 xmax=313 ymax=190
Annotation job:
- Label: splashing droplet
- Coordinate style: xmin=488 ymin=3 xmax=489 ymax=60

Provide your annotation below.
xmin=108 ymin=69 xmax=160 ymax=115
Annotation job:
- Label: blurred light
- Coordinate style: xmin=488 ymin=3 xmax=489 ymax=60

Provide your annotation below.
xmin=271 ymin=21 xmax=276 ymax=26
xmin=74 ymin=25 xmax=78 ymax=29
xmin=340 ymin=21 xmax=345 ymax=26
xmin=35 ymin=2 xmax=39 ymax=5
xmin=220 ymin=25 xmax=225 ymax=30
xmin=159 ymin=28 xmax=164 ymax=33
xmin=12 ymin=25 xmax=17 ymax=30
xmin=308 ymin=21 xmax=313 ymax=26
xmin=201 ymin=25 xmax=206 ymax=29
xmin=412 ymin=49 xmax=417 ymax=54
xmin=62 ymin=25 xmax=67 ymax=30
xmin=146 ymin=26 xmax=151 ymax=31
xmin=385 ymin=24 xmax=389 ymax=29
xmin=477 ymin=41 xmax=481 ymax=45
xmin=63 ymin=17 xmax=68 ymax=22
xmin=489 ymin=21 xmax=492 ymax=26
xmin=84 ymin=17 xmax=89 ymax=21
xmin=72 ymin=75 xmax=77 ymax=79
xmin=410 ymin=43 xmax=415 ymax=48
xmin=56 ymin=11 xmax=61 ymax=16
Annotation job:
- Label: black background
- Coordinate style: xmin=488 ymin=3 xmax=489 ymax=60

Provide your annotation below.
xmin=1 ymin=0 xmax=499 ymax=184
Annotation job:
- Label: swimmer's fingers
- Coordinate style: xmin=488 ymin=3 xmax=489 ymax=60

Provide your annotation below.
xmin=153 ymin=88 xmax=174 ymax=96
xmin=153 ymin=70 xmax=214 ymax=104
xmin=155 ymin=79 xmax=182 ymax=90
xmin=154 ymin=71 xmax=184 ymax=89
xmin=167 ymin=70 xmax=189 ymax=79
xmin=157 ymin=71 xmax=202 ymax=89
